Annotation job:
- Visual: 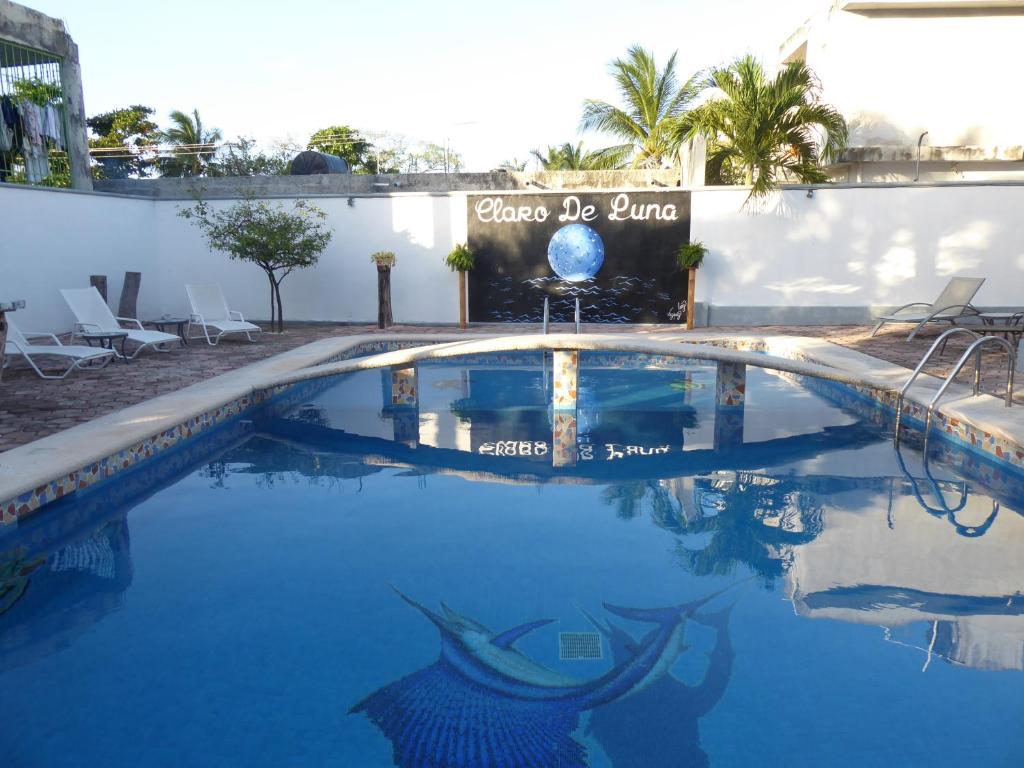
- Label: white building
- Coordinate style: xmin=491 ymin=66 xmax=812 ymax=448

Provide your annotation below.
xmin=780 ymin=1 xmax=1024 ymax=182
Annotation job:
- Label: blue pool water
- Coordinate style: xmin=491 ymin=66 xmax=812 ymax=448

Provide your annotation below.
xmin=1 ymin=352 xmax=1022 ymax=767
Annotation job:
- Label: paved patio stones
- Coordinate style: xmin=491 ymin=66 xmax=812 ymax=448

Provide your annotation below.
xmin=0 ymin=322 xmax=1019 ymax=454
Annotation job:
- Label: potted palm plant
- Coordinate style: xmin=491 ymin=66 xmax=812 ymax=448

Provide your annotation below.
xmin=444 ymin=243 xmax=475 ymax=329
xmin=370 ymin=251 xmax=396 ymax=329
xmin=676 ymin=240 xmax=708 ymax=330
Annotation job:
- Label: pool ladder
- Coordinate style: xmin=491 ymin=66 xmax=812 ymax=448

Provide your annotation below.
xmin=894 ymin=327 xmax=1017 ymax=446
xmin=893 ymin=441 xmax=1000 ymax=537
xmin=542 ymin=297 xmax=581 ymax=334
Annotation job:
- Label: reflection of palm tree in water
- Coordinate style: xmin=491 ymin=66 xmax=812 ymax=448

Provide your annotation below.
xmin=601 ymin=481 xmax=676 ymax=521
xmin=584 ymin=604 xmax=737 ymax=768
xmin=601 ymin=474 xmax=824 ymax=587
xmin=676 ymin=475 xmax=824 ymax=588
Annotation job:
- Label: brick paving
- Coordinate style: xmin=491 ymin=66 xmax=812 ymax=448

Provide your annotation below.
xmin=0 ymin=321 xmax=1019 ymax=454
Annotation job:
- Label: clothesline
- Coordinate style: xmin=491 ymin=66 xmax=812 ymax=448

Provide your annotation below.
xmin=1 ymin=94 xmax=66 ymax=183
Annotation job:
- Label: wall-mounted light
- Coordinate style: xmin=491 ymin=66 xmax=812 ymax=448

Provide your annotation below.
xmin=806 ymin=189 xmax=814 ymax=199
xmin=650 ymin=179 xmax=667 ymax=187
xmin=526 ymin=179 xmax=549 ymax=190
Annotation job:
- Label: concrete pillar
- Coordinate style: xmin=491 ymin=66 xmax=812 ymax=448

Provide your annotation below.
xmin=59 ymin=44 xmax=92 ymax=191
xmin=552 ymin=412 xmax=578 ymax=468
xmin=715 ymin=361 xmax=746 ymax=408
xmin=552 ymin=350 xmax=578 ymax=410
xmin=679 ymin=136 xmax=706 ymax=188
xmin=389 ymin=365 xmax=419 ymax=447
xmin=714 ymin=361 xmax=746 ymax=450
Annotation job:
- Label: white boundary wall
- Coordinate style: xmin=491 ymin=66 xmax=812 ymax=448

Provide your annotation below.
xmin=692 ymin=185 xmax=1024 ymax=321
xmin=2 ymin=184 xmax=1023 ymax=332
xmin=152 ymin=194 xmax=467 ymax=324
xmin=0 ymin=187 xmax=157 ymax=331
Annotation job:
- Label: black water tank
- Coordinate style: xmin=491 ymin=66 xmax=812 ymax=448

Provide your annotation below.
xmin=289 ymin=151 xmax=350 ymax=175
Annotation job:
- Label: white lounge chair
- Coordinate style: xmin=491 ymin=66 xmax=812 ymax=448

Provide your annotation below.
xmin=60 ymin=287 xmax=181 ymax=359
xmin=4 ymin=317 xmax=114 ymax=379
xmin=871 ymin=276 xmax=985 ymax=340
xmin=185 ymin=284 xmax=262 ymax=345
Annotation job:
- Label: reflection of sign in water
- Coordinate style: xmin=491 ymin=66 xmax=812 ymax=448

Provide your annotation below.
xmin=467 ymin=190 xmax=691 ymax=323
xmin=478 ymin=441 xmax=671 ymax=460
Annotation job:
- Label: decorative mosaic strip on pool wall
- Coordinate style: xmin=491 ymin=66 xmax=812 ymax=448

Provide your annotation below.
xmin=552 ymin=350 xmax=579 ymax=410
xmin=715 ymin=361 xmax=746 ymax=408
xmin=0 ymin=340 xmax=422 ymax=526
xmin=390 ymin=366 xmax=418 ymax=407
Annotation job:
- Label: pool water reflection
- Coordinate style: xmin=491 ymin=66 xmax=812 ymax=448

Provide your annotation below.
xmin=1 ymin=352 xmax=1021 ymax=767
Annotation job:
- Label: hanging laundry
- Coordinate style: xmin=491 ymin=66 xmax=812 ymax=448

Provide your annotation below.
xmin=43 ymin=104 xmax=63 ymax=149
xmin=0 ymin=96 xmax=23 ymax=182
xmin=0 ymin=96 xmax=18 ymax=152
xmin=20 ymin=102 xmax=49 ymax=183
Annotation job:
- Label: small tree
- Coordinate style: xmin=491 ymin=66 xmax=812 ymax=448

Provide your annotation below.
xmin=179 ymin=198 xmax=332 ymax=332
xmin=445 ymin=243 xmax=474 ymax=329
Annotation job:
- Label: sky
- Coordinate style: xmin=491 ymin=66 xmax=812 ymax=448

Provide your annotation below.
xmin=30 ymin=0 xmax=825 ymax=171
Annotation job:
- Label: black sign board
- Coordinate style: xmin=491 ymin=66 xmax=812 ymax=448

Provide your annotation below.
xmin=467 ymin=190 xmax=691 ymax=323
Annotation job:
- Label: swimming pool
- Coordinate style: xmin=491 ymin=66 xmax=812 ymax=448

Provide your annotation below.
xmin=2 ymin=351 xmax=1022 ymax=767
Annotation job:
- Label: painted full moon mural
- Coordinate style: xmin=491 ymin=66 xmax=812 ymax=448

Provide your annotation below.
xmin=547 ymin=223 xmax=605 ymax=282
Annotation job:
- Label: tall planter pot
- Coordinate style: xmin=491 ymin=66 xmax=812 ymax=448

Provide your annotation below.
xmin=377 ymin=265 xmax=393 ymax=329
xmin=687 ymin=267 xmax=697 ymax=330
xmin=458 ymin=271 xmax=468 ymax=330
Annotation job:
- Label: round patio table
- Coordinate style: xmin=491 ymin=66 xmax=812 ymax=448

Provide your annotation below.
xmin=80 ymin=330 xmax=130 ymax=359
xmin=970 ymin=312 xmax=1024 ymax=344
xmin=146 ymin=317 xmax=190 ymax=345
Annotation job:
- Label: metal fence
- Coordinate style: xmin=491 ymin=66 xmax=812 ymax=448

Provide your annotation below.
xmin=0 ymin=38 xmax=70 ymax=187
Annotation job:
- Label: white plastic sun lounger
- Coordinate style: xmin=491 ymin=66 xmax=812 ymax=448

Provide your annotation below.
xmin=4 ymin=317 xmax=114 ymax=379
xmin=60 ymin=287 xmax=181 ymax=359
xmin=871 ymin=276 xmax=985 ymax=340
xmin=185 ymin=283 xmax=262 ymax=345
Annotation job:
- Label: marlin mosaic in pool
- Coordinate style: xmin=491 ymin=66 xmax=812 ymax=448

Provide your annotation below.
xmin=1 ymin=352 xmax=1022 ymax=767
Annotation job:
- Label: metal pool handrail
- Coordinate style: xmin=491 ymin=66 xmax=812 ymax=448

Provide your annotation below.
xmin=892 ymin=441 xmax=1000 ymax=537
xmin=894 ymin=327 xmax=979 ymax=443
xmin=924 ymin=335 xmax=1016 ymax=435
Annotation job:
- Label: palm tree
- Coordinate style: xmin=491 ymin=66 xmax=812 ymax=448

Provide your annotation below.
xmin=159 ymin=109 xmax=223 ymax=177
xmin=529 ymin=142 xmax=625 ymax=171
xmin=682 ymin=55 xmax=847 ymax=201
xmin=580 ymin=45 xmax=701 ymax=169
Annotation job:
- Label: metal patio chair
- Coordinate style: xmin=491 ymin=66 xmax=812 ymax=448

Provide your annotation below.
xmin=871 ymin=276 xmax=985 ymax=340
xmin=185 ymin=283 xmax=262 ymax=345
xmin=3 ymin=316 xmax=114 ymax=379
xmin=60 ymin=286 xmax=181 ymax=359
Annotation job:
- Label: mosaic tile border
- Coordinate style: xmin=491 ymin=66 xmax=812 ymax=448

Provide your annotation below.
xmin=0 ymin=340 xmax=421 ymax=526
xmin=3 ymin=335 xmax=1022 ymax=525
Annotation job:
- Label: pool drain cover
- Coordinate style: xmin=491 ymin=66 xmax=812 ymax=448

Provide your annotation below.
xmin=559 ymin=632 xmax=603 ymax=660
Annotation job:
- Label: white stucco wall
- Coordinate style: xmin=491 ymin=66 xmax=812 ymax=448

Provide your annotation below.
xmin=787 ymin=4 xmax=1024 ymax=148
xmin=0 ymin=186 xmax=158 ymax=332
xmin=152 ymin=194 xmax=467 ymax=324
xmin=3 ymin=184 xmax=1023 ymax=332
xmin=692 ymin=185 xmax=1024 ymax=310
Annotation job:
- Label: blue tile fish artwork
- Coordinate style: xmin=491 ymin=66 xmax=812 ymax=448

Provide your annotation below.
xmin=349 ymin=582 xmax=741 ymax=768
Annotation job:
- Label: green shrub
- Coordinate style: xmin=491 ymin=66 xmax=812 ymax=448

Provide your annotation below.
xmin=445 ymin=243 xmax=475 ymax=272
xmin=676 ymin=240 xmax=708 ymax=269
